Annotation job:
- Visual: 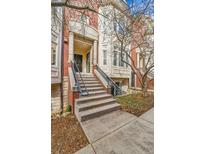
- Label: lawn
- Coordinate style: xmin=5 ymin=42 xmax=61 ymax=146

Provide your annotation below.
xmin=115 ymin=92 xmax=154 ymax=117
xmin=51 ymin=114 xmax=89 ymax=154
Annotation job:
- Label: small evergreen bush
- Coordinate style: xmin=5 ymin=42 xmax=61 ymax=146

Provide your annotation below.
xmin=66 ymin=104 xmax=71 ymax=112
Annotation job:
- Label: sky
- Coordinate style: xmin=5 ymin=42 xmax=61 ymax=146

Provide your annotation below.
xmin=126 ymin=0 xmax=154 ymax=18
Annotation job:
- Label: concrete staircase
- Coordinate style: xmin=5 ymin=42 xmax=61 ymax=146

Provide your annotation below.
xmin=75 ymin=73 xmax=121 ymax=122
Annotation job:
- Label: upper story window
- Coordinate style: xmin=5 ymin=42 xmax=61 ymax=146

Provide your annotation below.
xmin=118 ymin=52 xmax=128 ymax=67
xmin=119 ymin=52 xmax=125 ymax=67
xmin=113 ymin=51 xmax=117 ymax=66
xmin=114 ymin=20 xmax=125 ymax=34
xmin=103 ymin=50 xmax=107 ymax=65
xmin=81 ymin=14 xmax=89 ymax=25
xmin=51 ymin=33 xmax=58 ymax=66
xmin=118 ymin=52 xmax=121 ymax=66
xmin=121 ymin=53 xmax=125 ymax=67
xmin=139 ymin=53 xmax=144 ymax=68
xmin=114 ymin=45 xmax=118 ymax=50
xmin=114 ymin=21 xmax=117 ymax=31
xmin=126 ymin=53 xmax=128 ymax=67
xmin=131 ymin=71 xmax=135 ymax=87
xmin=51 ymin=42 xmax=57 ymax=66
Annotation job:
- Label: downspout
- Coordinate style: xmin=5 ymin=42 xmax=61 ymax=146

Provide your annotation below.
xmin=60 ymin=7 xmax=65 ymax=114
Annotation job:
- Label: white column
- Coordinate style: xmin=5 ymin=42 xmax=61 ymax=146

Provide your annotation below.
xmin=90 ymin=47 xmax=93 ymax=71
xmin=83 ymin=54 xmax=86 ymax=73
xmin=93 ymin=40 xmax=97 ymax=65
xmin=68 ymin=32 xmax=74 ymax=62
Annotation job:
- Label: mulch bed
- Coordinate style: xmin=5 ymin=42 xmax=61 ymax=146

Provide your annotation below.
xmin=51 ymin=114 xmax=89 ymax=154
xmin=116 ymin=93 xmax=154 ymax=117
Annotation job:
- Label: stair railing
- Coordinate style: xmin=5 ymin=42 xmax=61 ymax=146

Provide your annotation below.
xmin=71 ymin=60 xmax=89 ymax=96
xmin=96 ymin=65 xmax=122 ymax=96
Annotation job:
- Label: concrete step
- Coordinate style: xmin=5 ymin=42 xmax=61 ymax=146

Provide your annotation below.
xmin=80 ymin=83 xmax=102 ymax=88
xmin=76 ymin=94 xmax=113 ymax=104
xmin=77 ymin=98 xmax=116 ymax=112
xmin=79 ymin=80 xmax=100 ymax=84
xmin=80 ymin=91 xmax=107 ymax=97
xmin=79 ymin=103 xmax=121 ymax=121
xmin=76 ymin=73 xmax=94 ymax=77
xmin=81 ymin=87 xmax=104 ymax=92
xmin=86 ymin=90 xmax=107 ymax=96
xmin=78 ymin=77 xmax=98 ymax=81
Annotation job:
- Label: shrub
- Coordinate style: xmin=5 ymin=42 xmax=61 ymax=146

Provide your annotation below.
xmin=66 ymin=104 xmax=71 ymax=112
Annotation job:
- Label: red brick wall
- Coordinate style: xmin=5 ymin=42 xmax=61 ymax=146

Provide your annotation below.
xmin=63 ymin=41 xmax=68 ymax=76
xmin=64 ymin=1 xmax=99 ymax=30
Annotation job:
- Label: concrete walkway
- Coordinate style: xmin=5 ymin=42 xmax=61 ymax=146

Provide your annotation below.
xmin=140 ymin=108 xmax=154 ymax=124
xmin=75 ymin=108 xmax=154 ymax=154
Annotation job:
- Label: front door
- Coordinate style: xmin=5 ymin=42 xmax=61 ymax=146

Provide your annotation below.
xmin=74 ymin=54 xmax=83 ymax=72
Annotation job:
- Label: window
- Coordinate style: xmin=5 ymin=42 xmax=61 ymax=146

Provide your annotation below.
xmin=139 ymin=53 xmax=144 ymax=68
xmin=118 ymin=20 xmax=125 ymax=33
xmin=114 ymin=21 xmax=117 ymax=31
xmin=103 ymin=50 xmax=107 ymax=65
xmin=81 ymin=14 xmax=89 ymax=25
xmin=121 ymin=53 xmax=125 ymax=67
xmin=118 ymin=53 xmax=124 ymax=67
xmin=131 ymin=71 xmax=135 ymax=87
xmin=51 ymin=42 xmax=57 ymax=65
xmin=119 ymin=53 xmax=121 ymax=66
xmin=126 ymin=53 xmax=128 ymax=67
xmin=51 ymin=32 xmax=58 ymax=66
xmin=114 ymin=20 xmax=125 ymax=33
xmin=114 ymin=45 xmax=118 ymax=50
xmin=113 ymin=51 xmax=117 ymax=66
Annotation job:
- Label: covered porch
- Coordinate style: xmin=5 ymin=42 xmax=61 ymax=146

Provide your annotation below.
xmin=73 ymin=34 xmax=93 ymax=73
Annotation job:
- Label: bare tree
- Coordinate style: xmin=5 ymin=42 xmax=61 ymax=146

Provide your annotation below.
xmin=100 ymin=0 xmax=154 ymax=95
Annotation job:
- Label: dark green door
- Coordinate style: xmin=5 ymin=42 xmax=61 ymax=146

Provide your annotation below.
xmin=74 ymin=54 xmax=83 ymax=72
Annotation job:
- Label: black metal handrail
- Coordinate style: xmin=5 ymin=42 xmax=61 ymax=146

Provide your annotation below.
xmin=96 ymin=65 xmax=122 ymax=96
xmin=71 ymin=60 xmax=89 ymax=96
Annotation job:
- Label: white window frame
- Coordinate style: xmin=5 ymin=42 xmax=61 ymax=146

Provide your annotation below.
xmin=121 ymin=53 xmax=125 ymax=67
xmin=103 ymin=49 xmax=107 ymax=65
xmin=81 ymin=14 xmax=90 ymax=25
xmin=131 ymin=71 xmax=135 ymax=87
xmin=126 ymin=53 xmax=129 ymax=67
xmin=113 ymin=51 xmax=117 ymax=66
xmin=51 ymin=32 xmax=58 ymax=67
xmin=118 ymin=52 xmax=121 ymax=66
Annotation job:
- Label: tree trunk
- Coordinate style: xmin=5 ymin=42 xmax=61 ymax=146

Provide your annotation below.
xmin=142 ymin=82 xmax=148 ymax=97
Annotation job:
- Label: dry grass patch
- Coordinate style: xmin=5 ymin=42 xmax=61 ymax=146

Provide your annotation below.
xmin=116 ymin=93 xmax=154 ymax=116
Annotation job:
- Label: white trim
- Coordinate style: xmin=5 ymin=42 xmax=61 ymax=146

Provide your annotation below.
xmin=68 ymin=32 xmax=74 ymax=62
xmin=69 ymin=20 xmax=98 ymax=40
xmin=93 ymin=40 xmax=97 ymax=65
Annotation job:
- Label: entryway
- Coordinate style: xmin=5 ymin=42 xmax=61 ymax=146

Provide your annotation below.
xmin=74 ymin=34 xmax=92 ymax=73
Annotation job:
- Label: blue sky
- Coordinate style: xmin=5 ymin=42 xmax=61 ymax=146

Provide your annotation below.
xmin=126 ymin=0 xmax=154 ymax=18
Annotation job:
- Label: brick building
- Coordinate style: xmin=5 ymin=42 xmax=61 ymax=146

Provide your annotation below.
xmin=51 ymin=0 xmax=154 ymax=120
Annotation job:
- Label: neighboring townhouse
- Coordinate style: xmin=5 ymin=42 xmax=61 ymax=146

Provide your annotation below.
xmin=98 ymin=0 xmax=131 ymax=93
xmin=51 ymin=5 xmax=63 ymax=113
xmin=130 ymin=16 xmax=154 ymax=91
